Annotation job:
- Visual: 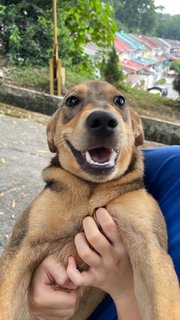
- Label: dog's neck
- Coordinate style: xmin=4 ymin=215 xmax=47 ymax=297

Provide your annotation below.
xmin=42 ymin=148 xmax=144 ymax=214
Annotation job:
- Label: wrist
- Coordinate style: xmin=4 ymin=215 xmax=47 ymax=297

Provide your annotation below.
xmin=111 ymin=289 xmax=142 ymax=320
xmin=110 ymin=286 xmax=134 ymax=302
xmin=108 ymin=282 xmax=134 ymax=302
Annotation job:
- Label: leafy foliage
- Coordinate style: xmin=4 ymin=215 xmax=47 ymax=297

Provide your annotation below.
xmin=156 ymin=14 xmax=180 ymax=41
xmin=104 ymin=0 xmax=158 ymax=34
xmin=64 ymin=0 xmax=116 ymax=48
xmin=170 ymin=61 xmax=180 ymax=73
xmin=173 ymin=73 xmax=180 ymax=95
xmin=0 ymin=0 xmax=117 ymax=67
xmin=0 ymin=2 xmax=52 ymax=64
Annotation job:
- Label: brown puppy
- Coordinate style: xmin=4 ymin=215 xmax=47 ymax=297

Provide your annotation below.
xmin=0 ymin=80 xmax=179 ymax=320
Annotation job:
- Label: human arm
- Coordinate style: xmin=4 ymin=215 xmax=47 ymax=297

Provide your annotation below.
xmin=67 ymin=208 xmax=141 ymax=320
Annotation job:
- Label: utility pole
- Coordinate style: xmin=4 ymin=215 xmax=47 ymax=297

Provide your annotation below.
xmin=49 ymin=0 xmax=63 ymax=96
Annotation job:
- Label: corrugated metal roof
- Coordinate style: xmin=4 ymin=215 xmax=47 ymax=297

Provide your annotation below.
xmin=134 ymin=56 xmax=158 ymax=65
xmin=145 ymin=36 xmax=160 ymax=49
xmin=116 ymin=32 xmax=137 ymax=51
xmin=120 ymin=59 xmax=149 ymax=72
xmin=148 ymin=37 xmax=171 ymax=49
xmin=121 ymin=32 xmax=147 ymax=51
xmin=132 ymin=35 xmax=157 ymax=50
xmin=115 ymin=37 xmax=133 ymax=53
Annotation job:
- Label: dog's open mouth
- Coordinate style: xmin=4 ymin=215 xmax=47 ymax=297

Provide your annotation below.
xmin=67 ymin=140 xmax=119 ymax=173
xmin=85 ymin=148 xmax=117 ymax=167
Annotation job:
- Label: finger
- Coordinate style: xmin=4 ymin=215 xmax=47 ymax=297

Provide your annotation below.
xmin=63 ymin=278 xmax=78 ymax=290
xmin=40 ymin=255 xmax=69 ymax=287
xmin=29 ymin=258 xmax=78 ymax=309
xmin=67 ymin=256 xmax=93 ymax=287
xmin=75 ymin=232 xmax=101 ymax=267
xmin=28 ymin=276 xmax=77 ymax=310
xmin=83 ymin=216 xmax=112 ymax=255
xmin=95 ymin=208 xmax=121 ymax=244
xmin=42 ymin=256 xmax=77 ymax=290
xmin=29 ymin=280 xmax=78 ymax=311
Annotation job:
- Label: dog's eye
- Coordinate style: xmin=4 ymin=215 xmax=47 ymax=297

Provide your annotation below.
xmin=66 ymin=96 xmax=80 ymax=107
xmin=114 ymin=96 xmax=125 ymax=108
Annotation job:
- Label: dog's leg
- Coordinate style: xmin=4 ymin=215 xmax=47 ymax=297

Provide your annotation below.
xmin=0 ymin=243 xmax=48 ymax=320
xmin=128 ymin=236 xmax=180 ymax=320
xmin=108 ymin=194 xmax=180 ymax=320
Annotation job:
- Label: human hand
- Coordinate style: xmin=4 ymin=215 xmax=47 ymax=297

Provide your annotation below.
xmin=28 ymin=255 xmax=80 ymax=320
xmin=67 ymin=207 xmax=134 ymax=301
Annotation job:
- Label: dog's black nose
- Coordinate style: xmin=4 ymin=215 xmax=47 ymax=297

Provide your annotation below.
xmin=86 ymin=111 xmax=118 ymax=136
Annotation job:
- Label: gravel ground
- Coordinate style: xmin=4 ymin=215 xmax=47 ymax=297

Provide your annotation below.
xmin=0 ymin=114 xmax=51 ymax=253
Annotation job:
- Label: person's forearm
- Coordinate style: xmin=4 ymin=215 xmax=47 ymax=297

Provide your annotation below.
xmin=112 ymin=290 xmax=142 ymax=320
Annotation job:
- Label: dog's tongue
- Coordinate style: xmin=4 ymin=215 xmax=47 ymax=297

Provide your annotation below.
xmin=89 ymin=147 xmax=112 ymax=163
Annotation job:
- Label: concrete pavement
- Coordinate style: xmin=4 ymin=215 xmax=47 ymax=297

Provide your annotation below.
xmin=0 ymin=114 xmax=51 ymax=253
xmin=163 ymin=77 xmax=179 ymax=100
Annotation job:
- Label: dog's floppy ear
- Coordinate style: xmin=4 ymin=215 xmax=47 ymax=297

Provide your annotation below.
xmin=47 ymin=109 xmax=60 ymax=153
xmin=129 ymin=108 xmax=144 ymax=146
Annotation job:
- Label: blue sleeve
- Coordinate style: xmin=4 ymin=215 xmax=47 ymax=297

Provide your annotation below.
xmin=88 ymin=146 xmax=180 ymax=320
xmin=143 ymin=146 xmax=180 ymax=281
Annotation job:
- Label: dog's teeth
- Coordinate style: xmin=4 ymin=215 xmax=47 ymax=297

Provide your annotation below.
xmin=85 ymin=151 xmax=95 ymax=165
xmin=110 ymin=150 xmax=117 ymax=163
xmin=85 ymin=151 xmax=117 ymax=166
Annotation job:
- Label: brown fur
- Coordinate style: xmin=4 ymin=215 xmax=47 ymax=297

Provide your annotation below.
xmin=0 ymin=80 xmax=179 ymax=320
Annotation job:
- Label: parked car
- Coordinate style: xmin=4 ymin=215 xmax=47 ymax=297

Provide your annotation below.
xmin=147 ymin=86 xmax=168 ymax=97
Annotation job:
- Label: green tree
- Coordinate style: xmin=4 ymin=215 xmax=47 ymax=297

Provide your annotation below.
xmin=101 ymin=47 xmax=124 ymax=86
xmin=156 ymin=14 xmax=180 ymax=41
xmin=0 ymin=0 xmax=117 ymax=67
xmin=140 ymin=3 xmax=158 ymax=35
xmin=63 ymin=0 xmax=116 ymax=49
xmin=0 ymin=2 xmax=52 ymax=64
xmin=170 ymin=61 xmax=180 ymax=73
xmin=173 ymin=73 xmax=180 ymax=95
xmin=104 ymin=0 xmax=164 ymax=34
xmin=58 ymin=0 xmax=117 ymax=69
xmin=111 ymin=0 xmax=158 ymax=34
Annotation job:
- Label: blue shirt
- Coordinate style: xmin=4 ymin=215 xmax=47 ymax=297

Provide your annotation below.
xmin=88 ymin=146 xmax=180 ymax=320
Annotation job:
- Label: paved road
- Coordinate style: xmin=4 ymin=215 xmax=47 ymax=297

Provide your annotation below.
xmin=163 ymin=77 xmax=179 ymax=100
xmin=0 ymin=114 xmax=51 ymax=253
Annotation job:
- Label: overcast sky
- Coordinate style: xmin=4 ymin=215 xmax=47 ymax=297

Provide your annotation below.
xmin=154 ymin=0 xmax=180 ymax=15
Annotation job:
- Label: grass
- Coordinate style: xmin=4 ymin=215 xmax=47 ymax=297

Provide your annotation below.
xmin=65 ymin=68 xmax=96 ymax=89
xmin=1 ymin=60 xmax=180 ymax=123
xmin=5 ymin=65 xmax=50 ymax=92
xmin=123 ymin=87 xmax=180 ymax=122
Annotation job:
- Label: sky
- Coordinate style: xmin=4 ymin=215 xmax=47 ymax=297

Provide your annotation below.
xmin=154 ymin=0 xmax=180 ymax=15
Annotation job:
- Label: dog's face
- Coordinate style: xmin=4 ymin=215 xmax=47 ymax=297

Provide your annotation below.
xmin=47 ymin=80 xmax=143 ymax=182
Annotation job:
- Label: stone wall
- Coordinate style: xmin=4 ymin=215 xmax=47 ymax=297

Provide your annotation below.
xmin=0 ymin=83 xmax=179 ymax=145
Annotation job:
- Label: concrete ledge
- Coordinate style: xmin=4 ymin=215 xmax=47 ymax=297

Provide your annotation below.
xmin=0 ymin=83 xmax=179 ymax=145
xmin=0 ymin=83 xmax=63 ymax=115
xmin=141 ymin=116 xmax=180 ymax=145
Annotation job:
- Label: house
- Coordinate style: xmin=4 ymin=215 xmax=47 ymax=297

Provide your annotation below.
xmin=84 ymin=31 xmax=179 ymax=89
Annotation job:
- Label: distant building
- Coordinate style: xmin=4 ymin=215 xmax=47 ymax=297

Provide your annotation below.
xmin=84 ymin=31 xmax=180 ymax=89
